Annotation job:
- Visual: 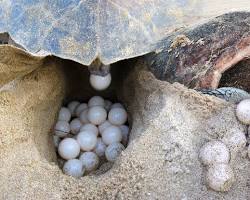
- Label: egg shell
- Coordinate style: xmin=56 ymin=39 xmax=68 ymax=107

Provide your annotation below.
xmin=58 ymin=107 xmax=71 ymax=122
xmin=58 ymin=138 xmax=80 ymax=160
xmin=63 ymin=159 xmax=84 ymax=178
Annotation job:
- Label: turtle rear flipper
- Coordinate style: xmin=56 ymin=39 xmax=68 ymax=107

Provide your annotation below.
xmin=196 ymin=87 xmax=250 ymax=103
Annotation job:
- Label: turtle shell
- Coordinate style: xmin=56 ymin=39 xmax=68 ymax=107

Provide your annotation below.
xmin=0 ymin=0 xmax=250 ymax=65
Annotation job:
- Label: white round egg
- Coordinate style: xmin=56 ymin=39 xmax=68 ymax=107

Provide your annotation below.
xmin=58 ymin=138 xmax=80 ymax=160
xmin=70 ymin=118 xmax=82 ymax=134
xmin=102 ymin=125 xmax=122 ymax=145
xmin=119 ymin=125 xmax=129 ymax=145
xmin=63 ymin=159 xmax=84 ymax=178
xmin=108 ymin=107 xmax=128 ymax=125
xmin=88 ymin=96 xmax=105 ymax=107
xmin=236 ymin=99 xmax=250 ymax=124
xmin=199 ymin=141 xmax=230 ymax=166
xmin=67 ymin=101 xmax=80 ymax=117
xmin=105 ymin=143 xmax=125 ymax=162
xmin=98 ymin=120 xmax=112 ymax=134
xmin=79 ymin=109 xmax=89 ymax=124
xmin=53 ymin=135 xmax=61 ymax=148
xmin=206 ymin=163 xmax=235 ymax=192
xmin=110 ymin=103 xmax=124 ymax=109
xmin=87 ymin=106 xmax=107 ymax=125
xmin=58 ymin=107 xmax=71 ymax=122
xmin=104 ymin=100 xmax=112 ymax=111
xmin=77 ymin=131 xmax=97 ymax=151
xmin=79 ymin=152 xmax=99 ymax=172
xmin=94 ymin=138 xmax=107 ymax=157
xmin=75 ymin=103 xmax=88 ymax=117
xmin=90 ymin=73 xmax=111 ymax=91
xmin=80 ymin=123 xmax=99 ymax=136
xmin=54 ymin=120 xmax=70 ymax=137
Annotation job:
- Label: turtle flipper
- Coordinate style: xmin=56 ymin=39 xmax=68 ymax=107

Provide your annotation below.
xmin=196 ymin=87 xmax=250 ymax=103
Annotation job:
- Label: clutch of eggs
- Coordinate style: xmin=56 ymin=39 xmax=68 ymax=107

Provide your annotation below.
xmin=53 ymin=96 xmax=129 ymax=178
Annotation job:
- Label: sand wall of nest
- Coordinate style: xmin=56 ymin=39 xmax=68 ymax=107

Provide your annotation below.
xmin=0 ymin=46 xmax=249 ymax=199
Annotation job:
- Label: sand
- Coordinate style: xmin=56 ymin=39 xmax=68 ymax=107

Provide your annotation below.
xmin=0 ymin=46 xmax=249 ymax=199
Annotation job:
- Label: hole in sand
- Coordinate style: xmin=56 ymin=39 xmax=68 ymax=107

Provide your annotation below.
xmin=48 ymin=57 xmax=136 ymax=177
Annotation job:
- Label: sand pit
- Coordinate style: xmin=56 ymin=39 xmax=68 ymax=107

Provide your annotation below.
xmin=0 ymin=46 xmax=250 ymax=199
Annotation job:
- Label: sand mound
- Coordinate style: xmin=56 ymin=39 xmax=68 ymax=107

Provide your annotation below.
xmin=0 ymin=46 xmax=249 ymax=199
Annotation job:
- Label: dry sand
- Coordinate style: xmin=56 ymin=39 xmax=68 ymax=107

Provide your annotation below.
xmin=0 ymin=46 xmax=249 ymax=199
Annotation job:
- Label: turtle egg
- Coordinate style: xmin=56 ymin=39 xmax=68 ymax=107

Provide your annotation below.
xmin=87 ymin=106 xmax=107 ymax=125
xmin=236 ymin=99 xmax=250 ymax=124
xmin=108 ymin=107 xmax=128 ymax=125
xmin=75 ymin=103 xmax=88 ymax=117
xmin=67 ymin=101 xmax=80 ymax=117
xmin=110 ymin=103 xmax=124 ymax=109
xmin=63 ymin=159 xmax=84 ymax=178
xmin=90 ymin=73 xmax=111 ymax=91
xmin=104 ymin=100 xmax=112 ymax=111
xmin=199 ymin=141 xmax=230 ymax=166
xmin=102 ymin=125 xmax=122 ymax=145
xmin=206 ymin=163 xmax=235 ymax=192
xmin=58 ymin=138 xmax=80 ymax=160
xmin=88 ymin=96 xmax=105 ymax=107
xmin=105 ymin=142 xmax=125 ymax=162
xmin=223 ymin=130 xmax=247 ymax=152
xmin=79 ymin=152 xmax=99 ymax=172
xmin=70 ymin=118 xmax=82 ymax=134
xmin=77 ymin=131 xmax=97 ymax=151
xmin=94 ymin=138 xmax=107 ymax=157
xmin=53 ymin=135 xmax=61 ymax=148
xmin=119 ymin=125 xmax=129 ymax=145
xmin=80 ymin=109 xmax=89 ymax=124
xmin=80 ymin=123 xmax=99 ymax=136
xmin=98 ymin=120 xmax=112 ymax=134
xmin=58 ymin=107 xmax=71 ymax=122
xmin=54 ymin=120 xmax=70 ymax=137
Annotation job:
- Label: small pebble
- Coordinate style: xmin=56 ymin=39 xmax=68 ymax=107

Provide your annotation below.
xmin=206 ymin=163 xmax=235 ymax=192
xmin=63 ymin=159 xmax=85 ymax=178
xmin=68 ymin=101 xmax=80 ymax=117
xmin=75 ymin=103 xmax=88 ymax=117
xmin=70 ymin=118 xmax=82 ymax=134
xmin=94 ymin=138 xmax=107 ymax=157
xmin=58 ymin=138 xmax=80 ymax=160
xmin=80 ymin=123 xmax=99 ymax=136
xmin=77 ymin=131 xmax=97 ymax=151
xmin=88 ymin=106 xmax=107 ymax=125
xmin=88 ymin=96 xmax=105 ymax=107
xmin=236 ymin=99 xmax=250 ymax=124
xmin=54 ymin=120 xmax=70 ymax=137
xmin=105 ymin=143 xmax=125 ymax=162
xmin=90 ymin=73 xmax=111 ymax=91
xmin=79 ymin=152 xmax=99 ymax=172
xmin=58 ymin=107 xmax=71 ymax=122
xmin=108 ymin=107 xmax=127 ymax=125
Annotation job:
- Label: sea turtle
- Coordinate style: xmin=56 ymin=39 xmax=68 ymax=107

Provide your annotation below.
xmin=0 ymin=2 xmax=250 ymax=100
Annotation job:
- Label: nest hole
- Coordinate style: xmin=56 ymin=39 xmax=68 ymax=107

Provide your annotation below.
xmin=219 ymin=59 xmax=250 ymax=92
xmin=47 ymin=57 xmax=136 ymax=176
